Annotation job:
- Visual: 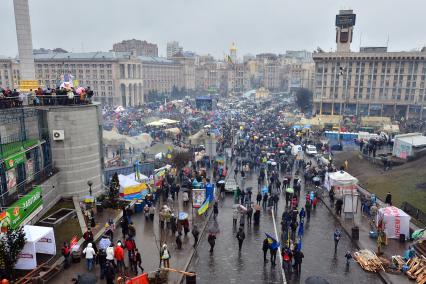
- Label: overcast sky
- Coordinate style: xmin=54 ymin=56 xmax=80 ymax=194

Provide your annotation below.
xmin=1 ymin=0 xmax=425 ymax=58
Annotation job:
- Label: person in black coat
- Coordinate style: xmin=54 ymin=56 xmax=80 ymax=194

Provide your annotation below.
xmin=262 ymin=238 xmax=269 ymax=262
xmin=385 ymin=192 xmax=392 ymax=205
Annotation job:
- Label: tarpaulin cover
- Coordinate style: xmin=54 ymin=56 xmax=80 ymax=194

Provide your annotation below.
xmin=15 ymin=225 xmax=56 ymax=269
xmin=376 ymin=206 xmax=411 ymax=240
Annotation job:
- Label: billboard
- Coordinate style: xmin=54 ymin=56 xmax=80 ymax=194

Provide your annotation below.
xmin=335 ymin=14 xmax=356 ymax=27
xmin=0 ymin=186 xmax=43 ymax=229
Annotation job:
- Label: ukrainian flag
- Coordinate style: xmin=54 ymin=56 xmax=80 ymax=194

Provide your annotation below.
xmin=198 ymin=200 xmax=209 ymax=215
xmin=265 ymin=233 xmax=280 ymax=250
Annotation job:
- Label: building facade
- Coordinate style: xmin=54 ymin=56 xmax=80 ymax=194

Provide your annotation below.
xmin=0 ymin=56 xmax=20 ymax=89
xmin=32 ymin=52 xmax=143 ymax=107
xmin=313 ymin=10 xmax=426 ymax=118
xmin=140 ymin=56 xmax=184 ymax=98
xmin=313 ymin=51 xmax=426 ymax=117
xmin=167 ymin=41 xmax=183 ymax=59
xmin=112 ymin=39 xmax=158 ymax=57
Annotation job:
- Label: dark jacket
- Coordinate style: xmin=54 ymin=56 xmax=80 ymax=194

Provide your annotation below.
xmin=262 ymin=239 xmax=269 ymax=251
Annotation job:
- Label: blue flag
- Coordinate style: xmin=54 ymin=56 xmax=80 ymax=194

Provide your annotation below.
xmin=265 ymin=233 xmax=280 ymax=250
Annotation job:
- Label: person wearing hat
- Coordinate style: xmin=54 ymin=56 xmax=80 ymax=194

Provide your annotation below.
xmin=82 ymin=243 xmax=96 ymax=271
xmin=160 ymin=244 xmax=171 ymax=268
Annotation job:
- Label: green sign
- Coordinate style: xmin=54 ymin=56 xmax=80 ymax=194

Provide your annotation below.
xmin=4 ymin=152 xmax=26 ymax=170
xmin=0 ymin=186 xmax=43 ymax=229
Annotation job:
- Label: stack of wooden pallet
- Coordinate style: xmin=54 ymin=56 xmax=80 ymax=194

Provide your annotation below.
xmin=406 ymin=256 xmax=426 ymax=284
xmin=353 ymin=249 xmax=385 ymax=272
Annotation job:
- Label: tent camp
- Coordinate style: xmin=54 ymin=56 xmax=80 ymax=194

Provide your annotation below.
xmin=118 ymin=174 xmax=149 ymax=200
xmin=103 ymin=130 xmax=126 ymax=145
xmin=376 ymin=206 xmax=411 ymax=240
xmin=324 ymin=171 xmax=358 ymax=195
xmin=15 ymin=225 xmax=56 ymax=270
xmin=159 ymin=118 xmax=179 ymax=125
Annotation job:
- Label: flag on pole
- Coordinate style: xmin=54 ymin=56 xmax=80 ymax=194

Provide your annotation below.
xmin=265 ymin=233 xmax=280 ymax=250
xmin=198 ymin=200 xmax=209 ymax=215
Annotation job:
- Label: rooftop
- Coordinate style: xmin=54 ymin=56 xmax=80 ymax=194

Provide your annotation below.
xmin=396 ymin=133 xmax=426 ymax=147
xmin=34 ymin=51 xmax=133 ymax=60
xmin=138 ymin=56 xmax=177 ymax=64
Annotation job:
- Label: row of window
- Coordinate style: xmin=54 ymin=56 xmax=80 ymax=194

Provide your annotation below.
xmin=36 ymin=63 xmax=112 ymax=69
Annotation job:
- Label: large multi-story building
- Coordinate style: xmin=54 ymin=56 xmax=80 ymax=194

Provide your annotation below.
xmin=313 ymin=10 xmax=426 ymax=118
xmin=32 ymin=52 xmax=143 ymax=107
xmin=0 ymin=56 xmax=20 ymax=89
xmin=112 ymin=39 xmax=158 ymax=57
xmin=171 ymin=53 xmax=196 ymax=91
xmin=167 ymin=41 xmax=183 ymax=59
xmin=140 ymin=56 xmax=184 ymax=97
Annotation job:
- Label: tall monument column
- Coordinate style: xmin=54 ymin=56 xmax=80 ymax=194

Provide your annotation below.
xmin=13 ymin=0 xmax=36 ymax=81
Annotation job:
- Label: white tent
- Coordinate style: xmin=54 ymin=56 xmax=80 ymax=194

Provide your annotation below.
xmin=324 ymin=170 xmax=358 ymax=195
xmin=159 ymin=118 xmax=179 ymax=124
xmin=126 ymin=172 xmax=149 ymax=182
xmin=376 ymin=206 xmax=411 ymax=240
xmin=15 ymin=225 xmax=56 ymax=270
xmin=118 ymin=174 xmax=140 ymax=190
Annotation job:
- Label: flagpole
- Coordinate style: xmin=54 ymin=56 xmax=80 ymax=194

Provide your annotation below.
xmin=272 ymin=207 xmax=287 ymax=284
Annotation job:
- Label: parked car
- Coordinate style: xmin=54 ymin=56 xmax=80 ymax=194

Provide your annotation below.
xmin=305 ymin=145 xmax=318 ymax=156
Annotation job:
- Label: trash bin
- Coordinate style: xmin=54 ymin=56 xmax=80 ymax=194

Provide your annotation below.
xmin=352 ymin=226 xmax=359 ymax=240
xmin=186 ymin=271 xmax=196 ymax=284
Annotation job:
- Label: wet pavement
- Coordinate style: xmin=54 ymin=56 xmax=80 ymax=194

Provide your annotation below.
xmin=189 ymin=163 xmax=383 ymax=284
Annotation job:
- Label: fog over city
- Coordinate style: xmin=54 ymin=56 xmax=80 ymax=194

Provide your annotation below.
xmin=1 ymin=0 xmax=426 ymax=57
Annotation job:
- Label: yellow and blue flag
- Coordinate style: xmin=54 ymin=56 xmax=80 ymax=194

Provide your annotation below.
xmin=265 ymin=233 xmax=280 ymax=250
xmin=198 ymin=200 xmax=209 ymax=215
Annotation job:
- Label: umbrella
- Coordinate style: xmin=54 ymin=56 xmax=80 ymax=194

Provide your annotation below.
xmin=76 ymin=87 xmax=85 ymax=94
xmin=239 ymin=205 xmax=247 ymax=211
xmin=286 ymin=187 xmax=294 ymax=194
xmin=412 ymin=229 xmax=426 ymax=240
xmin=312 ymin=176 xmax=321 ymax=182
xmin=76 ymin=274 xmax=97 ymax=284
xmin=305 ymin=276 xmax=330 ymax=284
xmin=208 ymin=220 xmax=220 ymax=235
xmin=178 ymin=212 xmax=189 ymax=220
xmin=262 ymin=186 xmax=268 ymax=194
xmin=271 ymin=162 xmax=277 ymax=166
xmin=98 ymin=237 xmax=111 ymax=250
xmin=217 ymin=180 xmax=225 ymax=184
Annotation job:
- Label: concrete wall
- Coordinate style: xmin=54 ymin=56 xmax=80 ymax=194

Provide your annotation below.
xmin=44 ymin=104 xmax=103 ymax=197
xmin=28 ymin=172 xmax=60 ymax=224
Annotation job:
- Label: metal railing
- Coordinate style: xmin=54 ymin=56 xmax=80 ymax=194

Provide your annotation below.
xmin=0 ymin=130 xmax=31 ymax=158
xmin=0 ymin=164 xmax=58 ymax=207
xmin=402 ymin=202 xmax=426 ymax=226
xmin=0 ymin=94 xmax=93 ymax=109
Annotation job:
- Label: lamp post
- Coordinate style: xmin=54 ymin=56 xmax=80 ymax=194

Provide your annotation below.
xmin=87 ymin=180 xmax=93 ymax=196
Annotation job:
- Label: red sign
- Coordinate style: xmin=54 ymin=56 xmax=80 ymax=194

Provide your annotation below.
xmin=70 ymin=235 xmax=78 ymax=248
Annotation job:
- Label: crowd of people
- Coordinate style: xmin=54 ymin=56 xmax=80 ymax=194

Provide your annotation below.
xmin=0 ymin=86 xmax=94 ymax=108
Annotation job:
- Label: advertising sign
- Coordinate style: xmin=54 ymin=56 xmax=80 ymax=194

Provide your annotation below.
xmin=6 ymin=169 xmax=17 ymax=190
xmin=26 ymin=159 xmax=34 ymax=183
xmin=5 ymin=152 xmax=26 ymax=170
xmin=335 ymin=14 xmax=356 ymax=27
xmin=0 ymin=186 xmax=43 ymax=229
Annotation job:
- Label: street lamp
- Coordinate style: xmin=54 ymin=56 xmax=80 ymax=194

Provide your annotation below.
xmin=87 ymin=180 xmax=93 ymax=196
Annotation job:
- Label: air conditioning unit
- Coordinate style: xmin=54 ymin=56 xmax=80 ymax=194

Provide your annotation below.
xmin=52 ymin=130 xmax=64 ymax=141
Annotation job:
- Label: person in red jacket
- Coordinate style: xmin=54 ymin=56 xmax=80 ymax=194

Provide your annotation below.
xmin=125 ymin=238 xmax=136 ymax=262
xmin=114 ymin=241 xmax=125 ymax=272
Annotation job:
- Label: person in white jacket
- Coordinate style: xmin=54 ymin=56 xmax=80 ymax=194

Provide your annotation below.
xmin=82 ymin=242 xmax=96 ymax=271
